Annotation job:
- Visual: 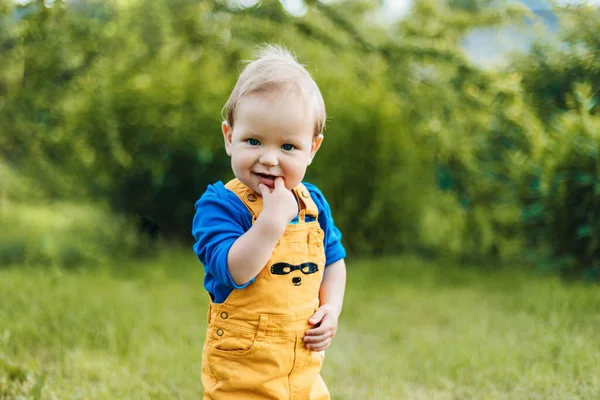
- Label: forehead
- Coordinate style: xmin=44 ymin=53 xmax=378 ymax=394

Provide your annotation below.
xmin=235 ymin=91 xmax=315 ymax=138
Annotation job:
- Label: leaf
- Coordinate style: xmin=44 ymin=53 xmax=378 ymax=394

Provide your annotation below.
xmin=522 ymin=202 xmax=544 ymax=220
xmin=576 ymin=224 xmax=591 ymax=238
xmin=574 ymin=170 xmax=594 ymax=186
xmin=587 ymin=96 xmax=598 ymax=112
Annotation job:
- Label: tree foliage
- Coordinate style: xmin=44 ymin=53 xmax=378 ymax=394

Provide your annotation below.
xmin=2 ymin=0 xmax=599 ymax=277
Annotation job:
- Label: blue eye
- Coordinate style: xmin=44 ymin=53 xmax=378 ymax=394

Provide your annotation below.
xmin=248 ymin=139 xmax=260 ymax=146
xmin=281 ymin=144 xmax=295 ymax=151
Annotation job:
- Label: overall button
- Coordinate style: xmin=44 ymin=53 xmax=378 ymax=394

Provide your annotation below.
xmin=216 ymin=328 xmax=224 ymax=336
xmin=301 ymin=190 xmax=309 ymax=198
xmin=247 ymin=193 xmax=257 ymax=202
xmin=220 ymin=311 xmax=228 ymax=320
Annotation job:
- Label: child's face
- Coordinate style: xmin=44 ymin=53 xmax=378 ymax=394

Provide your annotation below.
xmin=222 ymin=92 xmax=322 ymax=194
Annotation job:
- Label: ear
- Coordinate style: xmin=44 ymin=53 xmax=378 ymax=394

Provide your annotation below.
xmin=222 ymin=121 xmax=232 ymax=156
xmin=308 ymin=134 xmax=323 ymax=165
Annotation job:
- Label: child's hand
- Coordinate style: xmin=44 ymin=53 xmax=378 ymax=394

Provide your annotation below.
xmin=303 ymin=303 xmax=340 ymax=352
xmin=258 ymin=177 xmax=298 ymax=230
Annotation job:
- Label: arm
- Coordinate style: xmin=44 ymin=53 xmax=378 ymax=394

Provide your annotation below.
xmin=226 ymin=213 xmax=285 ymax=285
xmin=319 ymin=258 xmax=346 ymax=316
xmin=227 ymin=178 xmax=298 ymax=285
xmin=303 ymin=258 xmax=347 ymax=351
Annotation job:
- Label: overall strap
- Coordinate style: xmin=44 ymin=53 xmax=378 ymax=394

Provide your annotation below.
xmin=225 ymin=179 xmax=263 ymax=220
xmin=293 ymin=183 xmax=319 ymax=222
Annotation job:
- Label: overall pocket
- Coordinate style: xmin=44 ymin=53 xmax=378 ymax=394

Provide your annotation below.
xmin=205 ymin=317 xmax=270 ymax=383
xmin=207 ymin=323 xmax=259 ymax=356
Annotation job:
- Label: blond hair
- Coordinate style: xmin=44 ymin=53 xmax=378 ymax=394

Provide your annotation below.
xmin=223 ymin=44 xmax=326 ymax=137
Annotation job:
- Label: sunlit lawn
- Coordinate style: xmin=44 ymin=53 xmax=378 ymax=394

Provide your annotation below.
xmin=1 ymin=249 xmax=599 ymax=399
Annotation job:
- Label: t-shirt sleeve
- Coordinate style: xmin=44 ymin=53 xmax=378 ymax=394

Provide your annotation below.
xmin=306 ymin=184 xmax=346 ymax=266
xmin=191 ymin=185 xmax=255 ymax=289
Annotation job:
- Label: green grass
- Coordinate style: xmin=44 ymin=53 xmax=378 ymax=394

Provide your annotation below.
xmin=1 ymin=250 xmax=599 ymax=399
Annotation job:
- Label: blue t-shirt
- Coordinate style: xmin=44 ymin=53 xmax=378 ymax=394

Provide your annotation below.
xmin=192 ymin=181 xmax=346 ymax=303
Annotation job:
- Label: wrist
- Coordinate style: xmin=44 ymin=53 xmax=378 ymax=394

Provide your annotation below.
xmin=255 ymin=212 xmax=287 ymax=239
xmin=322 ymin=302 xmax=343 ymax=318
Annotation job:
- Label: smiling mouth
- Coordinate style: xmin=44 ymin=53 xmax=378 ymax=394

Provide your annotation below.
xmin=254 ymin=173 xmax=278 ymax=188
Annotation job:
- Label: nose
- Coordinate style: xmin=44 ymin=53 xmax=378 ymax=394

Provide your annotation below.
xmin=259 ymin=149 xmax=278 ymax=166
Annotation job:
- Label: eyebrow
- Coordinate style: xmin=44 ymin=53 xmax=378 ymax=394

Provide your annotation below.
xmin=241 ymin=130 xmax=261 ymax=138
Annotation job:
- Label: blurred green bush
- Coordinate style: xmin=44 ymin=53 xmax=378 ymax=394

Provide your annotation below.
xmin=0 ymin=164 xmax=147 ymax=268
xmin=0 ymin=200 xmax=145 ymax=268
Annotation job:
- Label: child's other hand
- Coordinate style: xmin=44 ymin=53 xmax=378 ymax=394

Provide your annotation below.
xmin=303 ymin=303 xmax=340 ymax=352
xmin=258 ymin=177 xmax=298 ymax=229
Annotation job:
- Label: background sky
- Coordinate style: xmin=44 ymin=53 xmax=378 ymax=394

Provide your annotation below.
xmin=384 ymin=0 xmax=600 ymax=18
xmin=274 ymin=0 xmax=600 ymax=19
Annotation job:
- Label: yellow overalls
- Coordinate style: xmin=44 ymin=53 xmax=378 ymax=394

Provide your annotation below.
xmin=201 ymin=178 xmax=330 ymax=400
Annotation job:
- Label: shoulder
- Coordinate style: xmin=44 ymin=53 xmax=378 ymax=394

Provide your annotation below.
xmin=302 ymin=181 xmax=324 ymax=199
xmin=194 ymin=181 xmax=248 ymax=216
xmin=302 ymin=181 xmax=324 ymax=196
xmin=197 ymin=181 xmax=228 ymax=201
xmin=301 ymin=181 xmax=332 ymax=213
